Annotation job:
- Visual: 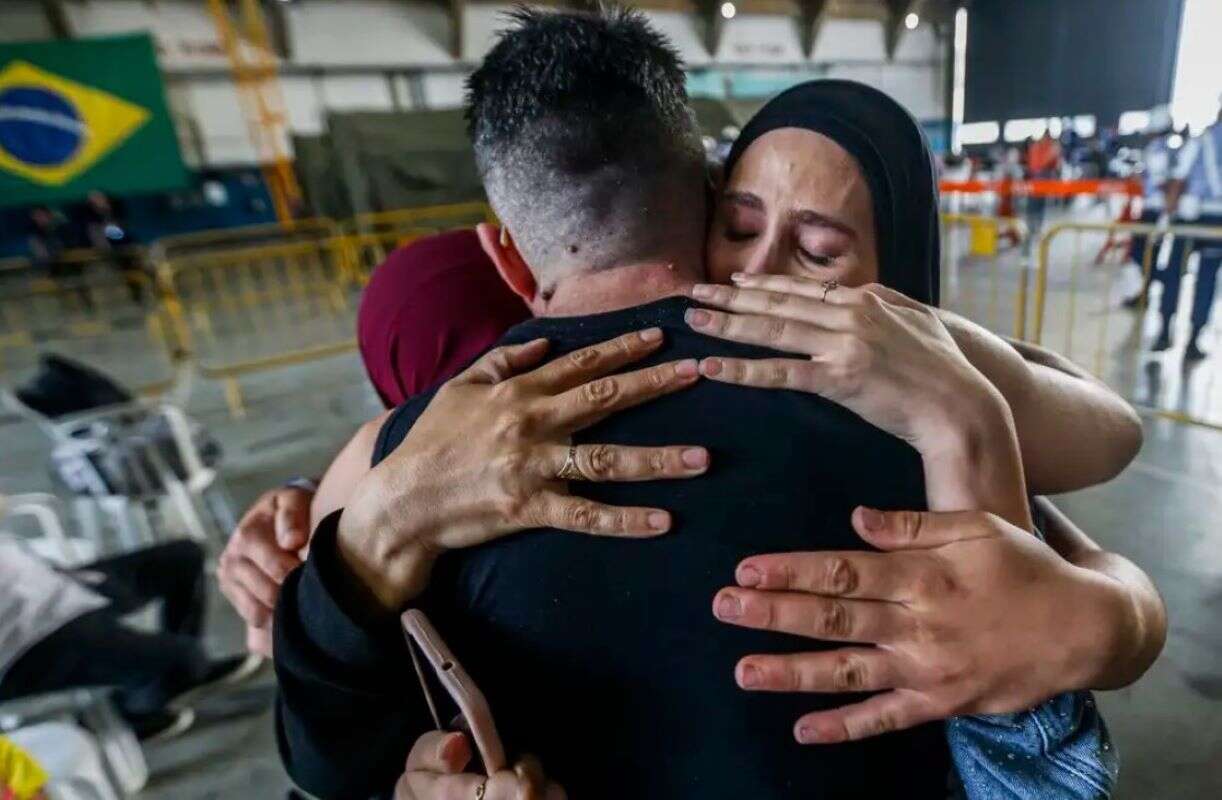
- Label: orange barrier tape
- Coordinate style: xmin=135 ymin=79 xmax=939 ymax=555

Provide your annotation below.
xmin=939 ymin=178 xmax=1141 ymax=198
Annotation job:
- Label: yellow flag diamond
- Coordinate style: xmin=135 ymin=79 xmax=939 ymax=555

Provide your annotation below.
xmin=0 ymin=60 xmax=150 ymax=187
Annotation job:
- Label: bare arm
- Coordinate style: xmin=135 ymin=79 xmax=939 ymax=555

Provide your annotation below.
xmin=311 ymin=410 xmax=391 ymax=530
xmin=939 ymin=310 xmax=1143 ymax=495
xmin=1034 ymin=496 xmax=1167 ymax=688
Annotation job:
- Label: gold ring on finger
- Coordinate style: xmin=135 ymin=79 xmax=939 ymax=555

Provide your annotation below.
xmin=821 ymin=279 xmax=839 ymax=303
xmin=474 ymin=778 xmax=487 ymax=799
xmin=556 ymin=445 xmax=589 ymax=481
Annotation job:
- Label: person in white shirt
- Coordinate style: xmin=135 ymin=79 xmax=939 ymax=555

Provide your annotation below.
xmin=1154 ymin=98 xmax=1222 ymax=359
xmin=1123 ymin=106 xmax=1182 ymax=307
xmin=0 ymin=538 xmax=258 ymax=741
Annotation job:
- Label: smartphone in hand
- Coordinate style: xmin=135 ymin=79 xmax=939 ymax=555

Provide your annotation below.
xmin=401 ymin=609 xmax=508 ymax=774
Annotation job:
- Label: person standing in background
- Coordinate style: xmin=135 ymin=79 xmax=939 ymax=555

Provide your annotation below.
xmin=26 ymin=207 xmax=68 ymax=272
xmin=82 ymin=191 xmax=143 ymax=304
xmin=1123 ymin=106 xmax=1182 ymax=308
xmin=1023 ymin=132 xmax=1062 ymax=257
xmin=1154 ymin=97 xmax=1222 ymax=359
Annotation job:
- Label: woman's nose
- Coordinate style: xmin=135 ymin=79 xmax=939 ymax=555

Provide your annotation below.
xmin=740 ymin=231 xmax=785 ymax=275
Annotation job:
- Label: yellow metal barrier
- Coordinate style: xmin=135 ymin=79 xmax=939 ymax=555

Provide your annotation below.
xmin=342 ymin=201 xmax=496 ymax=284
xmin=150 ymin=217 xmax=344 ymax=264
xmin=0 ymin=264 xmax=178 ymax=393
xmin=939 ymin=214 xmax=1029 ymax=340
xmin=1035 ymin=220 xmax=1222 ymax=431
xmin=4 ymin=205 xmax=495 ymax=416
xmin=159 ymin=237 xmax=358 ymax=417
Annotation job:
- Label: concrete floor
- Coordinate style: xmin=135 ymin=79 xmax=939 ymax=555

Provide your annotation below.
xmin=1 ymin=204 xmax=1220 ymax=797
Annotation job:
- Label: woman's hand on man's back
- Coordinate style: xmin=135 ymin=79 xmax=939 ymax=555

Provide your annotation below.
xmin=713 ymin=507 xmax=1147 ymax=743
xmin=337 ymin=330 xmax=710 ymax=613
xmin=396 ymin=731 xmax=565 ymax=800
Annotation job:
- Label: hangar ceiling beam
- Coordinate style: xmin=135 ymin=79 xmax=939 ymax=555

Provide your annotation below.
xmin=798 ymin=0 xmax=829 ymax=59
xmin=40 ymin=0 xmax=71 ymax=39
xmin=883 ymin=0 xmax=918 ymax=59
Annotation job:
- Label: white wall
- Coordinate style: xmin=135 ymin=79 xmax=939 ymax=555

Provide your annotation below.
xmin=286 ymin=1 xmax=452 ymax=67
xmin=62 ymin=0 xmax=272 ymax=69
xmin=422 ymin=73 xmax=470 ymax=109
xmin=717 ymin=15 xmax=805 ymax=64
xmin=812 ymin=19 xmax=944 ymax=121
xmin=462 ymin=4 xmax=514 ymax=64
xmin=811 ymin=18 xmax=888 ymax=62
xmin=647 ymin=11 xmax=710 ymax=67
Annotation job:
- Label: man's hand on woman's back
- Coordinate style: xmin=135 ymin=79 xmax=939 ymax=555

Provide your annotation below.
xmin=217 ymin=486 xmax=313 ymax=656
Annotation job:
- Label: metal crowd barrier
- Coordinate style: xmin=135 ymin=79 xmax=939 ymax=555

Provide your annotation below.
xmin=341 ymin=201 xmax=496 ymax=284
xmin=939 ymin=214 xmax=1030 ymax=340
xmin=149 ymin=217 xmax=343 ymax=263
xmin=156 ymin=236 xmax=358 ymax=417
xmin=1035 ymin=220 xmax=1222 ymax=431
xmin=0 ymin=251 xmax=179 ymax=394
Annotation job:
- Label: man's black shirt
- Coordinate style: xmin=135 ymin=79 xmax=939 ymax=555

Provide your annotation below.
xmin=274 ymin=296 xmax=950 ymax=798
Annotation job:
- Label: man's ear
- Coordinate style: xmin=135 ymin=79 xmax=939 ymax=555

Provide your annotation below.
xmin=476 ymin=222 xmax=537 ymax=305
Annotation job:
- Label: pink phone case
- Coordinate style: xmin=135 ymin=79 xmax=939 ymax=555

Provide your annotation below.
xmin=401 ymin=609 xmax=508 ymax=774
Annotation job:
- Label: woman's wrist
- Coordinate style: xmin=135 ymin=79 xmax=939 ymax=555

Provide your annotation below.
xmin=335 ymin=469 xmax=443 ymax=614
xmin=914 ymin=380 xmax=1033 ymax=530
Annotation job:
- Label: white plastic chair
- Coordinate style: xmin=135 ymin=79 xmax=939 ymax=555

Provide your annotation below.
xmin=0 ymin=493 xmax=93 ymax=567
xmin=1 ymin=391 xmax=235 ymax=553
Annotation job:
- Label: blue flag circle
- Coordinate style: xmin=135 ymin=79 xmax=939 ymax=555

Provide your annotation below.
xmin=0 ymin=85 xmax=85 ymax=167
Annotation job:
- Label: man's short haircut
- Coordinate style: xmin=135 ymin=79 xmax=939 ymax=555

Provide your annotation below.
xmin=465 ymin=5 xmax=706 ymax=279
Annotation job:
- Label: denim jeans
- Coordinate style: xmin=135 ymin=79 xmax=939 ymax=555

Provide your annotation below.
xmin=948 ymin=690 xmax=1118 ymax=799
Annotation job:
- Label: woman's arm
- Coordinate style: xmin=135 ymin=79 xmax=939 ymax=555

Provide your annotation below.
xmin=1033 ymin=496 xmax=1167 ymax=687
xmin=310 ymin=410 xmax=391 ymax=530
xmin=938 ymin=310 xmax=1143 ymax=495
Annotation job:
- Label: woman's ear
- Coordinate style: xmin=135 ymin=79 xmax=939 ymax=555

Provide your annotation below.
xmin=476 ymin=222 xmax=537 ymax=304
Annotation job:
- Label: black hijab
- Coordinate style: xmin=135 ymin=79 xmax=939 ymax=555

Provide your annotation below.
xmin=723 ymin=80 xmax=941 ymax=306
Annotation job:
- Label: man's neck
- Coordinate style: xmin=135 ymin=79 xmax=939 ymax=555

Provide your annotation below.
xmin=540 ymin=259 xmax=702 ymax=317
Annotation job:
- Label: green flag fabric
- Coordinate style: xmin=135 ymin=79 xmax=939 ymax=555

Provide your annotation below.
xmin=0 ymin=33 xmax=188 ymax=207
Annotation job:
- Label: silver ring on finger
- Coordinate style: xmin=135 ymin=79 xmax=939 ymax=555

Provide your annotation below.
xmin=821 ymin=279 xmax=839 ymax=303
xmin=556 ymin=445 xmax=589 ymax=481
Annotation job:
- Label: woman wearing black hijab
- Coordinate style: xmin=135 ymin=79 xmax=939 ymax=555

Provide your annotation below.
xmin=689 ymin=79 xmax=1141 ymax=501
xmin=711 ymin=79 xmax=941 ymax=304
xmin=687 ymin=80 xmax=1121 ymax=799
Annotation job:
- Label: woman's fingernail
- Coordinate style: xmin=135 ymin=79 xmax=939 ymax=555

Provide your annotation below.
xmin=715 ymin=593 xmax=742 ymax=621
xmin=737 ymin=564 xmax=761 ymax=587
xmin=796 ymin=726 xmax=817 ymax=744
xmin=739 ymin=664 xmax=761 ymax=689
xmin=685 ymin=308 xmax=711 ymax=327
xmin=691 ymin=283 xmax=714 ymax=299
xmin=640 ymin=327 xmax=663 ymax=342
xmin=731 ymin=272 xmax=749 ymax=283
xmin=860 ymin=507 xmax=885 ymax=531
xmin=439 ymin=732 xmax=463 ymax=761
xmin=675 ymin=359 xmax=699 ymax=377
xmin=681 ymin=447 xmax=708 ymax=468
xmin=648 ymin=511 xmax=671 ymax=531
xmin=701 ymin=357 xmax=723 ymax=377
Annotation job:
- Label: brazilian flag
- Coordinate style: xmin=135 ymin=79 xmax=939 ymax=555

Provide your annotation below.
xmin=0 ymin=33 xmax=187 ymax=207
